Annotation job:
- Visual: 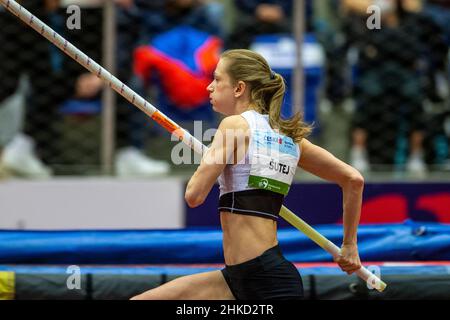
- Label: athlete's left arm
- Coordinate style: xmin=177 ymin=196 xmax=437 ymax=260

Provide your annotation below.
xmin=185 ymin=115 xmax=248 ymax=208
xmin=298 ymin=138 xmax=363 ymax=274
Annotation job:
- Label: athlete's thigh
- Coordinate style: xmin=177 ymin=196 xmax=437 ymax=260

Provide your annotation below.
xmin=131 ymin=270 xmax=235 ymax=300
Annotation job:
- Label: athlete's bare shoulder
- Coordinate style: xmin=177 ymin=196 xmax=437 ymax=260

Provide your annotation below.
xmin=218 ymin=114 xmax=249 ymax=132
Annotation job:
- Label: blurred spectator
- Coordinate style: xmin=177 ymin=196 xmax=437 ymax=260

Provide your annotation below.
xmin=113 ymin=0 xmax=171 ymax=177
xmin=340 ymin=0 xmax=448 ymax=174
xmin=0 ymin=7 xmax=31 ymax=178
xmin=133 ymin=26 xmax=222 ymax=111
xmin=136 ymin=0 xmax=225 ymax=41
xmin=0 ymin=0 xmax=65 ymax=178
xmin=421 ymin=0 xmax=450 ymax=100
xmin=0 ymin=0 xmax=114 ymax=177
xmin=400 ymin=0 xmax=449 ymax=104
xmin=406 ymin=0 xmax=450 ymax=168
xmin=113 ymin=0 xmax=224 ymax=177
xmin=227 ymin=0 xmax=293 ymax=49
xmin=314 ymin=0 xmax=351 ymax=106
xmin=423 ymin=0 xmax=450 ymax=46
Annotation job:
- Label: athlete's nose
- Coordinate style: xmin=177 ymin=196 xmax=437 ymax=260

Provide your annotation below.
xmin=207 ymin=81 xmax=214 ymax=92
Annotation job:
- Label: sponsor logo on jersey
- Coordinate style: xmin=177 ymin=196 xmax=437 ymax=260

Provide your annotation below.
xmin=258 ymin=179 xmax=269 ymax=189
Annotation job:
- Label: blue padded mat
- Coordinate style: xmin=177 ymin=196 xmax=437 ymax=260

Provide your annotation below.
xmin=1 ymin=221 xmax=450 ymax=264
xmin=1 ymin=263 xmax=449 ymax=276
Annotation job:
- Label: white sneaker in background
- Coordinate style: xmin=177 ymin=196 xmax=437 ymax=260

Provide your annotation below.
xmin=406 ymin=152 xmax=427 ymax=176
xmin=350 ymin=146 xmax=370 ymax=173
xmin=1 ymin=133 xmax=52 ymax=178
xmin=115 ymin=147 xmax=170 ymax=178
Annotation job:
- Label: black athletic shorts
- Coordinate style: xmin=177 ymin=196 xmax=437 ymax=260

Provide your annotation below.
xmin=221 ymin=245 xmax=304 ymax=300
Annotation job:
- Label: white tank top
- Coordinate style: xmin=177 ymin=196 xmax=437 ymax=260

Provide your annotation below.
xmin=218 ymin=110 xmax=300 ymax=197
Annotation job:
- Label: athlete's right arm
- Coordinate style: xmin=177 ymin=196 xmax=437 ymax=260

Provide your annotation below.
xmin=184 ymin=115 xmax=248 ymax=208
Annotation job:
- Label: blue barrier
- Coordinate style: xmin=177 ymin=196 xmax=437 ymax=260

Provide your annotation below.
xmin=0 ymin=220 xmax=449 ymax=264
xmin=0 ymin=263 xmax=448 ymax=276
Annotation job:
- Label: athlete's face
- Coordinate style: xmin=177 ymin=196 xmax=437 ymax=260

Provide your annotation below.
xmin=207 ymin=58 xmax=237 ymax=116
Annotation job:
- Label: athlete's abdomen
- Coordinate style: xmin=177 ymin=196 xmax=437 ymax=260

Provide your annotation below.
xmin=220 ymin=211 xmax=278 ymax=266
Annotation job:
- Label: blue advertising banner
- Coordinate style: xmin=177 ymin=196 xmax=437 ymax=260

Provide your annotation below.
xmin=185 ymin=183 xmax=450 ymax=227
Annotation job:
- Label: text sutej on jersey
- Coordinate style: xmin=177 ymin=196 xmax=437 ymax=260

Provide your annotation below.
xmin=269 ymin=160 xmax=291 ymax=175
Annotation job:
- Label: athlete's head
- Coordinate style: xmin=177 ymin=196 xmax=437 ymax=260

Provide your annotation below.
xmin=208 ymin=49 xmax=311 ymax=142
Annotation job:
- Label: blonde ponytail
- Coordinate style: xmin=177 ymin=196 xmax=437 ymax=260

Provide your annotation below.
xmin=221 ymin=49 xmax=312 ymax=143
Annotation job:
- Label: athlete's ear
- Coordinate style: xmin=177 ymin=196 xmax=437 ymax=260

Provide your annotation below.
xmin=234 ymin=80 xmax=247 ymax=98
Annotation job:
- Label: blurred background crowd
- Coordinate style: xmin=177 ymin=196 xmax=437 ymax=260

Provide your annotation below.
xmin=0 ymin=0 xmax=449 ymax=179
